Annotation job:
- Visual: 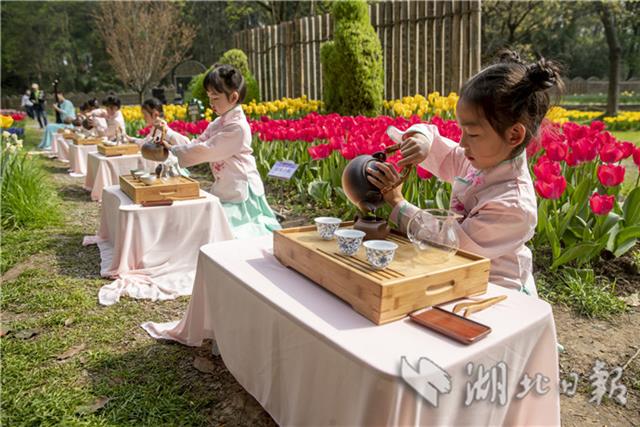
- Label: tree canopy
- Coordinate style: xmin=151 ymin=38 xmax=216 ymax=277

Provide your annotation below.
xmin=1 ymin=1 xmax=638 ymax=97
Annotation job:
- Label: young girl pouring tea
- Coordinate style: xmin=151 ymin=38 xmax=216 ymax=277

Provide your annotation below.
xmin=156 ymin=64 xmax=281 ymax=238
xmin=368 ymin=51 xmax=563 ymax=296
xmin=127 ymin=98 xmax=189 ymax=147
xmin=87 ymin=95 xmax=126 ymax=139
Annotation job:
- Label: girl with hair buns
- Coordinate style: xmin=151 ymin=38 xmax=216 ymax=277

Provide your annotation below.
xmin=155 ymin=64 xmax=280 ymax=239
xmin=368 ymin=50 xmax=564 ymax=296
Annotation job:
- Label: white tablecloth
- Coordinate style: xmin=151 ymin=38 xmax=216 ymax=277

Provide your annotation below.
xmin=143 ymin=236 xmax=560 ymax=426
xmin=83 ymin=152 xmax=156 ymax=202
xmin=83 ymin=186 xmax=233 ymax=305
xmin=68 ymin=143 xmax=98 ymax=177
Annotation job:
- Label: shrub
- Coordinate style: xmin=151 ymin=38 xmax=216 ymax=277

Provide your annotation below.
xmin=189 ymin=49 xmax=260 ymax=108
xmin=321 ymin=0 xmax=384 ymax=116
xmin=1 ymin=133 xmax=61 ymax=230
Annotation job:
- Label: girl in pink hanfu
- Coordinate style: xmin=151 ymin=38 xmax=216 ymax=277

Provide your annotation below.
xmin=87 ymin=95 xmax=126 ymax=139
xmin=157 ymin=64 xmax=281 ymax=239
xmin=127 ymin=98 xmax=189 ymax=147
xmin=368 ymin=51 xmax=564 ymax=296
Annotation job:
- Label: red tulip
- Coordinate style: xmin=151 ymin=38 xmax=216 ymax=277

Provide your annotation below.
xmin=620 ymin=141 xmax=634 ymax=159
xmin=597 ymin=164 xmax=626 ymax=187
xmin=533 ymin=157 xmax=562 ymax=180
xmin=589 ymin=193 xmax=615 ymax=216
xmin=534 ymin=175 xmax=567 ymax=199
xmin=632 ymin=146 xmax=640 ymax=168
xmin=340 ymin=144 xmax=358 ymax=160
xmin=417 ymin=165 xmax=433 ymax=180
xmin=599 ymin=142 xmax=625 ymax=163
xmin=565 ymin=150 xmax=579 ymax=167
xmin=590 ymin=120 xmax=605 ymax=132
xmin=308 ymin=143 xmax=333 ymax=160
xmin=571 ymin=137 xmax=598 ymax=163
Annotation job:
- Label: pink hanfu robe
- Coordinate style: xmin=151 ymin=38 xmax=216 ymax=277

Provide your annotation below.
xmin=389 ymin=124 xmax=538 ymax=295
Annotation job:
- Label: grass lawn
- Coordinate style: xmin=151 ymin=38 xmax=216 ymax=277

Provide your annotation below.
xmin=611 ymin=130 xmax=640 ymax=145
xmin=1 ymin=124 xmax=275 ymax=426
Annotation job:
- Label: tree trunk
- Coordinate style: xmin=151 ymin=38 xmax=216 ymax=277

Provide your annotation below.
xmin=597 ymin=1 xmax=621 ymax=116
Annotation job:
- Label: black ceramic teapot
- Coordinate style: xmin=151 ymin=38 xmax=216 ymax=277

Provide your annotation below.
xmin=141 ymin=127 xmax=169 ymax=162
xmin=341 ymin=142 xmax=410 ymax=213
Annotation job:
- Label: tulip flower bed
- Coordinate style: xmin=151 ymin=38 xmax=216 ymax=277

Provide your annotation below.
xmin=123 ymin=94 xmax=640 ymax=277
xmin=528 ymin=121 xmax=640 ymax=269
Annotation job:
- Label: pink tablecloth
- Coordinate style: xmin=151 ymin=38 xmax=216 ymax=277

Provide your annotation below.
xmin=83 ymin=186 xmax=233 ymax=305
xmin=68 ymin=143 xmax=98 ymax=177
xmin=143 ymin=236 xmax=560 ymax=426
xmin=50 ymin=134 xmax=70 ymax=162
xmin=83 ymin=152 xmax=157 ymax=202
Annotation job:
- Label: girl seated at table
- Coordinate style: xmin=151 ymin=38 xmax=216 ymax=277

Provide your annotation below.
xmin=87 ymin=95 xmax=126 ymax=140
xmin=156 ymin=64 xmax=281 ymax=239
xmin=367 ymin=51 xmax=564 ymax=297
xmin=127 ymin=98 xmax=189 ymax=147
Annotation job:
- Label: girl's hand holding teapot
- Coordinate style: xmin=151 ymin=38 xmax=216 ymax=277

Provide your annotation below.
xmin=396 ymin=132 xmax=432 ymax=168
xmin=366 ymin=162 xmax=405 ymax=207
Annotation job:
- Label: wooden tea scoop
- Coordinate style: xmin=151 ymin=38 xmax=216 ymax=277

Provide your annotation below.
xmin=452 ymin=295 xmax=507 ymax=318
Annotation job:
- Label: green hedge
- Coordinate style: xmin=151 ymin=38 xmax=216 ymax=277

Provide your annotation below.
xmin=321 ymin=0 xmax=384 ymax=116
xmin=189 ymin=49 xmax=260 ymax=109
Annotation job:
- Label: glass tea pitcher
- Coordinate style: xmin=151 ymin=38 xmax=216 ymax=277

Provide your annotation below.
xmin=406 ymin=209 xmax=462 ymax=261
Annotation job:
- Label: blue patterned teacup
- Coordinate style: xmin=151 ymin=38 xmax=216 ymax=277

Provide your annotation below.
xmin=364 ymin=240 xmax=398 ymax=270
xmin=335 ymin=229 xmax=366 ymax=256
xmin=314 ymin=217 xmax=342 ymax=240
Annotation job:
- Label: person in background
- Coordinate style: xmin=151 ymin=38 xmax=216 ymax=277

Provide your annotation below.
xmin=30 ymin=83 xmax=47 ymax=128
xmin=38 ymin=92 xmax=76 ymax=150
xmin=21 ymin=89 xmax=34 ymax=119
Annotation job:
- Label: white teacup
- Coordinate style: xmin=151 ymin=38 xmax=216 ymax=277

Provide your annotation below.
xmin=140 ymin=173 xmax=157 ymax=186
xmin=335 ymin=229 xmax=366 ymax=256
xmin=314 ymin=217 xmax=342 ymax=240
xmin=364 ymin=240 xmax=398 ymax=270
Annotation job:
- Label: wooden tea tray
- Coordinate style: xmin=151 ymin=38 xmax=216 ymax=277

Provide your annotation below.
xmin=73 ymin=137 xmax=102 ymax=145
xmin=119 ymin=174 xmax=200 ymax=204
xmin=273 ymin=224 xmax=490 ymax=325
xmin=98 ymin=143 xmax=140 ymax=156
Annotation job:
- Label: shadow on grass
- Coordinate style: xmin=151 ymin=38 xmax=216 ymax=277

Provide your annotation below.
xmin=57 ymin=184 xmax=93 ymax=203
xmin=41 ymin=162 xmax=72 ymax=176
xmin=81 ymin=342 xmax=275 ymax=426
xmin=52 ymin=231 xmax=103 ymax=279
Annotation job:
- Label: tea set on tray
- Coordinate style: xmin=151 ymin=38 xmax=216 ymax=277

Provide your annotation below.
xmin=317 ymin=126 xmax=462 ymax=270
xmin=132 ymin=127 xmax=183 ymax=186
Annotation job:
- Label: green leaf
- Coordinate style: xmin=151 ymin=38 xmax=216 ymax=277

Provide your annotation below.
xmin=558 ymin=204 xmax=578 ymax=238
xmin=600 ymin=212 xmax=622 ymax=235
xmin=551 ymin=243 xmax=601 ymax=270
xmin=622 ymin=187 xmax=640 ymax=226
xmin=606 ymin=223 xmax=621 ymax=252
xmin=614 ymin=238 xmax=637 ymax=257
xmin=537 ymin=200 xmax=548 ymax=233
xmin=308 ymin=180 xmax=332 ymax=205
xmin=616 ymin=225 xmax=640 ymax=244
xmin=571 ymin=178 xmax=591 ymax=208
xmin=546 ymin=221 xmax=561 ymax=261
